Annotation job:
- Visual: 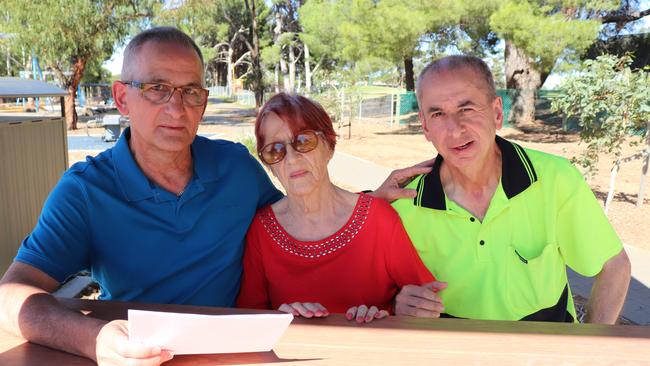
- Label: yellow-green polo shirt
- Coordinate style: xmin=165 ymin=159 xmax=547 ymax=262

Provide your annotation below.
xmin=392 ymin=136 xmax=623 ymax=321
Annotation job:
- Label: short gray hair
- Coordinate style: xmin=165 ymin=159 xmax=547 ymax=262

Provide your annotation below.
xmin=121 ymin=26 xmax=204 ymax=81
xmin=416 ymin=55 xmax=496 ymax=103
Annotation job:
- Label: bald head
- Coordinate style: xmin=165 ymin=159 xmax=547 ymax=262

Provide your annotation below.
xmin=416 ymin=55 xmax=496 ymax=105
xmin=121 ymin=26 xmax=204 ymax=81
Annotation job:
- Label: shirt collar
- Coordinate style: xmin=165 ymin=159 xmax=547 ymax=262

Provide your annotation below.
xmin=112 ymin=128 xmax=221 ymax=202
xmin=414 ymin=136 xmax=538 ymax=210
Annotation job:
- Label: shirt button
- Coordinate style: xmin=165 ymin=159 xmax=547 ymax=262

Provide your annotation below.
xmin=479 ymin=240 xmax=485 ymax=246
xmin=470 ymin=217 xmax=475 ymax=222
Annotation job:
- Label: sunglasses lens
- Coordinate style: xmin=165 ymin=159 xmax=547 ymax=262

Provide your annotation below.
xmin=294 ymin=131 xmax=319 ymax=153
xmin=261 ymin=143 xmax=286 ymax=164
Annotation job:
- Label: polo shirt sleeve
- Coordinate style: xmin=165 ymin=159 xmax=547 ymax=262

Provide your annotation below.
xmin=14 ymin=173 xmax=92 ymax=283
xmin=248 ymin=153 xmax=283 ymax=208
xmin=556 ymin=163 xmax=623 ymax=277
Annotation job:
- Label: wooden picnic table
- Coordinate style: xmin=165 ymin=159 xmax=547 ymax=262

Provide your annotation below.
xmin=0 ymin=297 xmax=649 ymax=365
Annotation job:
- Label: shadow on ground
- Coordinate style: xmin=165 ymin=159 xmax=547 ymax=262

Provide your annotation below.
xmin=592 ymin=189 xmax=650 ymax=205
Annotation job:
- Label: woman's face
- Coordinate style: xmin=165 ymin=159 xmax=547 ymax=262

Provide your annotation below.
xmin=258 ymin=112 xmax=333 ymax=197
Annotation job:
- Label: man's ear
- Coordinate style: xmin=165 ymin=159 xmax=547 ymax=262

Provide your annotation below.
xmin=113 ymin=81 xmax=129 ymax=116
xmin=493 ymin=96 xmax=504 ymax=130
xmin=419 ymin=110 xmax=429 ymax=132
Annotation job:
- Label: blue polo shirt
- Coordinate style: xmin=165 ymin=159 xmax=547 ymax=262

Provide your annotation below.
xmin=15 ymin=128 xmax=282 ymax=306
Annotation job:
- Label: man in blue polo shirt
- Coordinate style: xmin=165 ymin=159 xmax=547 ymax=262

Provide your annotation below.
xmin=0 ymin=27 xmax=284 ymax=365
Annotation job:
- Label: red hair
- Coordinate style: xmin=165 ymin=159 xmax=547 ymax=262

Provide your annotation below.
xmin=255 ymin=93 xmax=337 ymax=155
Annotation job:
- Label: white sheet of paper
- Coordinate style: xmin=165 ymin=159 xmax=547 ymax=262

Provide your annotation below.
xmin=128 ymin=309 xmax=293 ymax=355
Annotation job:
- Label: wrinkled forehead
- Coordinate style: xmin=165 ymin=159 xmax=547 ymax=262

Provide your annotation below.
xmin=127 ymin=41 xmax=204 ymax=85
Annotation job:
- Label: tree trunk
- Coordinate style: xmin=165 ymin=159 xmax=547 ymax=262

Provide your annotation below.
xmin=404 ymin=57 xmax=415 ymax=91
xmin=280 ymin=53 xmax=289 ymax=92
xmin=64 ymin=58 xmax=87 ymax=130
xmin=304 ymin=42 xmax=312 ymax=94
xmin=5 ymin=47 xmax=10 ymax=76
xmin=505 ymin=40 xmax=543 ymax=127
xmin=245 ymin=0 xmax=264 ymax=108
xmin=64 ymin=91 xmax=78 ymax=130
xmin=227 ymin=47 xmax=234 ymax=97
xmin=274 ymin=63 xmax=280 ymax=93
xmin=288 ymin=43 xmax=296 ymax=92
xmin=274 ymin=11 xmax=288 ymax=92
xmin=637 ymin=122 xmax=650 ymax=207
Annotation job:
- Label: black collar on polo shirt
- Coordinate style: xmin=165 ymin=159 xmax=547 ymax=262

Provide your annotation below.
xmin=414 ymin=136 xmax=538 ymax=210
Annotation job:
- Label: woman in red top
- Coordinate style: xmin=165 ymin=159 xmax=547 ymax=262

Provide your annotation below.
xmin=237 ymin=93 xmax=435 ymax=322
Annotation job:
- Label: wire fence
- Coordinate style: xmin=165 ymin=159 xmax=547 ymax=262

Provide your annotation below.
xmin=206 ymin=87 xmax=565 ymax=130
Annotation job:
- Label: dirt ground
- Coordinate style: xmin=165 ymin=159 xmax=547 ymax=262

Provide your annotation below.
xmin=67 ymin=100 xmax=649 ymax=251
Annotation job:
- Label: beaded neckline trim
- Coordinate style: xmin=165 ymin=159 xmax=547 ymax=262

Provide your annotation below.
xmin=259 ymin=194 xmax=372 ymax=259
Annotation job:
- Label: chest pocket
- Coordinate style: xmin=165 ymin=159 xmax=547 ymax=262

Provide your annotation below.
xmin=505 ymin=243 xmax=566 ymax=317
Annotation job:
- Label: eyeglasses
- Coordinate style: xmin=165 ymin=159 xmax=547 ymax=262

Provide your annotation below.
xmin=259 ymin=130 xmax=323 ymax=165
xmin=120 ymin=81 xmax=209 ymax=106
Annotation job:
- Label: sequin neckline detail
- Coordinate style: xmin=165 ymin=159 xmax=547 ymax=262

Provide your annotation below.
xmin=259 ymin=193 xmax=372 ymax=259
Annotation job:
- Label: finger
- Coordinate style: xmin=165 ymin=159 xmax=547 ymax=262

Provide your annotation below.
xmin=424 ymin=281 xmax=448 ymax=292
xmin=395 ymin=293 xmax=444 ymax=313
xmin=346 ymin=306 xmax=357 ymax=321
xmin=314 ymin=303 xmax=329 ymax=316
xmin=365 ymin=306 xmax=379 ymax=323
xmin=304 ymin=303 xmax=324 ymax=317
xmin=413 ymin=157 xmax=437 ymax=168
xmin=394 ymin=165 xmax=433 ymax=183
xmin=397 ymin=306 xmax=442 ymax=318
xmin=356 ymin=305 xmax=368 ymax=323
xmin=278 ymin=303 xmax=298 ymax=316
xmin=401 ymin=284 xmax=443 ymax=303
xmin=291 ymin=302 xmax=314 ymax=318
xmin=376 ymin=310 xmax=389 ymax=319
xmin=115 ymin=339 xmax=163 ymax=359
xmin=393 ymin=187 xmax=418 ymax=198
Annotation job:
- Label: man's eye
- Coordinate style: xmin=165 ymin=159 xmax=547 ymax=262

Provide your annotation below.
xmin=183 ymin=88 xmax=199 ymax=96
xmin=431 ymin=112 xmax=443 ymax=119
xmin=149 ymin=84 xmax=168 ymax=92
xmin=460 ymin=107 xmax=473 ymax=113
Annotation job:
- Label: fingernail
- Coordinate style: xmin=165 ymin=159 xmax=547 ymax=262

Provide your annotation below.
xmin=306 ymin=311 xmax=314 ymax=317
xmin=346 ymin=313 xmax=353 ymax=320
xmin=356 ymin=317 xmax=363 ymax=323
xmin=365 ymin=316 xmax=372 ymax=322
xmin=315 ymin=310 xmax=322 ymax=316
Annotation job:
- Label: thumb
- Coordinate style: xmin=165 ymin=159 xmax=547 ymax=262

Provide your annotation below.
xmin=424 ymin=280 xmax=448 ymax=292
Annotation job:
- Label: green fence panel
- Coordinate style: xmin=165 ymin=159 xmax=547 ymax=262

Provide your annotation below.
xmin=398 ymin=92 xmax=419 ymax=115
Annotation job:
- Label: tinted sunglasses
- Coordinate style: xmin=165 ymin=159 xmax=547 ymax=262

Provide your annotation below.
xmin=259 ymin=130 xmax=323 ymax=165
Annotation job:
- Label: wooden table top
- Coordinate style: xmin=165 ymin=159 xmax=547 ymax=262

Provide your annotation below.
xmin=0 ymin=298 xmax=648 ymax=365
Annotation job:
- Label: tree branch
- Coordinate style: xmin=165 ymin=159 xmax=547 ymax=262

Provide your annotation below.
xmin=600 ymin=8 xmax=650 ymax=24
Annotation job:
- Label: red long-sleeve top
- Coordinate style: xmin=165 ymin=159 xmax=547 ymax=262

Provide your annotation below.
xmin=237 ymin=193 xmax=435 ymax=314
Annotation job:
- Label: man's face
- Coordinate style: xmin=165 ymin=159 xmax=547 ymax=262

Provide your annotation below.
xmin=113 ymin=41 xmax=206 ymax=153
xmin=418 ymin=67 xmax=503 ymax=171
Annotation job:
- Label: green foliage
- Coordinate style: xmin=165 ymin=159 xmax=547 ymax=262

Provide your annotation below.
xmin=490 ymin=0 xmax=617 ymax=73
xmin=237 ymin=133 xmax=258 ymax=156
xmin=551 ymin=54 xmax=650 ymax=176
xmin=2 ymin=0 xmax=156 ymax=87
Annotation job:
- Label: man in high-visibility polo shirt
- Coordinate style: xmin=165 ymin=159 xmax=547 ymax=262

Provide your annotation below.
xmin=392 ymin=55 xmax=631 ymax=323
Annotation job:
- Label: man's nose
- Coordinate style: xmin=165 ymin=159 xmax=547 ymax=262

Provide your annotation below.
xmin=446 ymin=113 xmax=465 ymax=135
xmin=165 ymin=89 xmax=186 ymax=114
